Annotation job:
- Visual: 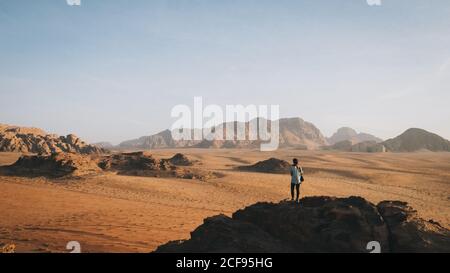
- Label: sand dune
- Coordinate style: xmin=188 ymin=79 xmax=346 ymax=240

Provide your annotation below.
xmin=0 ymin=150 xmax=449 ymax=252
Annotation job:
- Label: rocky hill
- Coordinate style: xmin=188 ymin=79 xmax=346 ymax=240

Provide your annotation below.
xmin=327 ymin=127 xmax=382 ymax=145
xmin=383 ymin=128 xmax=450 ymax=152
xmin=0 ymin=124 xmax=106 ymax=155
xmin=238 ymin=158 xmax=291 ymax=174
xmin=118 ymin=117 xmax=327 ymax=150
xmin=155 ymin=196 xmax=450 ymax=253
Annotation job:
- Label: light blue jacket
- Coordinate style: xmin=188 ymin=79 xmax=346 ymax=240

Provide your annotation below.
xmin=290 ymin=166 xmax=303 ymax=185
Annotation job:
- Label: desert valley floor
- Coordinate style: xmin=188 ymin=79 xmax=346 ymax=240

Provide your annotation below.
xmin=1 ymin=149 xmax=450 ymax=253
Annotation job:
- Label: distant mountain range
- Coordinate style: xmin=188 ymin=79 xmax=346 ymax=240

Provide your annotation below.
xmin=327 ymin=127 xmax=383 ymax=145
xmin=323 ymin=140 xmax=386 ymax=153
xmin=324 ymin=128 xmax=450 ymax=153
xmin=116 ymin=117 xmax=328 ymax=150
xmin=107 ymin=120 xmax=450 ymax=152
xmin=2 ymin=120 xmax=449 ymax=154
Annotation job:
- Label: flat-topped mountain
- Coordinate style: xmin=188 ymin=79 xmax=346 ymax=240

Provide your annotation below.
xmin=327 ymin=127 xmax=382 ymax=145
xmin=383 ymin=128 xmax=450 ymax=152
xmin=118 ymin=117 xmax=327 ymax=150
xmin=0 ymin=124 xmax=107 ymax=155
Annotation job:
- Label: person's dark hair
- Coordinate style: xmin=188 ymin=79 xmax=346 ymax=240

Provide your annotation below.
xmin=293 ymin=158 xmax=298 ymax=165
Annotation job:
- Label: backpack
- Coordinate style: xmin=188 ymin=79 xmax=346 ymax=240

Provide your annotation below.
xmin=299 ymin=166 xmax=305 ymax=182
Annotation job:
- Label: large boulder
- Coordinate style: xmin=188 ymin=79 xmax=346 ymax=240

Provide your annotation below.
xmin=155 ymin=196 xmax=450 ymax=253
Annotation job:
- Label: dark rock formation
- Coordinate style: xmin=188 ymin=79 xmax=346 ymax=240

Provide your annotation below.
xmin=0 ymin=153 xmax=102 ymax=178
xmin=155 ymin=196 xmax=450 ymax=253
xmin=377 ymin=201 xmax=450 ymax=252
xmin=99 ymin=152 xmax=218 ymax=181
xmin=166 ymin=153 xmax=194 ymax=166
xmin=238 ymin=158 xmax=291 ymax=174
xmin=98 ymin=152 xmax=170 ymax=172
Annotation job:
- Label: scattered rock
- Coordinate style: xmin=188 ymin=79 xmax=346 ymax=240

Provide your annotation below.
xmin=238 ymin=158 xmax=291 ymax=174
xmin=155 ymin=196 xmax=450 ymax=253
xmin=99 ymin=152 xmax=218 ymax=181
xmin=0 ymin=153 xmax=102 ymax=178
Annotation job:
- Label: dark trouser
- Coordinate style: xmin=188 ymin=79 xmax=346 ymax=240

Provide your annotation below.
xmin=291 ymin=183 xmax=300 ymax=201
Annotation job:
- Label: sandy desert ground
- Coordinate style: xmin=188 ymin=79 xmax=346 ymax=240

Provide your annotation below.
xmin=0 ymin=149 xmax=449 ymax=253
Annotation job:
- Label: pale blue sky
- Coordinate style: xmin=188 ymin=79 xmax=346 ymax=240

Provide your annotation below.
xmin=1 ymin=0 xmax=449 ymax=144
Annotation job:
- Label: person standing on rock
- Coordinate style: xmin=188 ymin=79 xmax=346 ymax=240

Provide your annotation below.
xmin=290 ymin=158 xmax=304 ymax=203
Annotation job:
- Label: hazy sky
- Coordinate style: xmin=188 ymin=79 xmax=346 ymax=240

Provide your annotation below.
xmin=1 ymin=0 xmax=449 ymax=144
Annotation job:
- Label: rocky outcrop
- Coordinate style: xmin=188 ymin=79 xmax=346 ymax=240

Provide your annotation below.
xmin=377 ymin=201 xmax=450 ymax=252
xmin=0 ymin=124 xmax=107 ymax=155
xmin=98 ymin=152 xmax=170 ymax=172
xmin=155 ymin=196 xmax=450 ymax=253
xmin=0 ymin=153 xmax=102 ymax=178
xmin=1 ymin=152 xmax=215 ymax=180
xmin=99 ymin=152 xmax=218 ymax=181
xmin=383 ymin=128 xmax=450 ymax=152
xmin=238 ymin=158 xmax=291 ymax=174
